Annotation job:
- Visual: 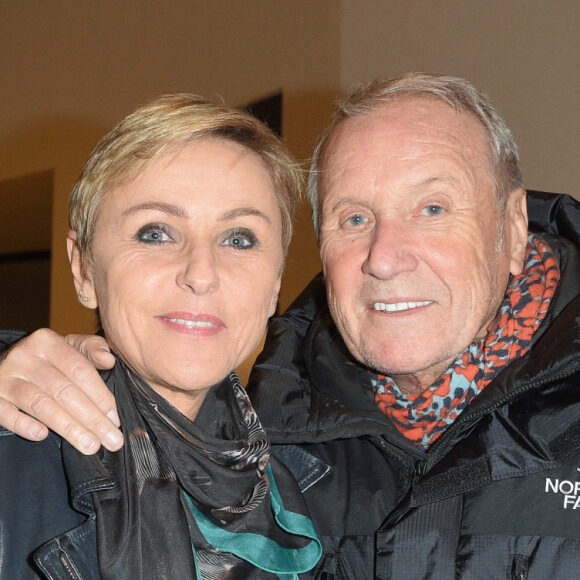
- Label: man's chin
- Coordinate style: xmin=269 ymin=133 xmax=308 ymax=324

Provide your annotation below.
xmin=359 ymin=345 xmax=454 ymax=391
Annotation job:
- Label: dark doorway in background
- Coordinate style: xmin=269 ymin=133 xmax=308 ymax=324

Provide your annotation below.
xmin=0 ymin=169 xmax=53 ymax=331
xmin=245 ymin=93 xmax=282 ymax=136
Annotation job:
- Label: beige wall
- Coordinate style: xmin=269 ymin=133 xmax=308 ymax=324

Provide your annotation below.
xmin=340 ymin=0 xmax=580 ymax=198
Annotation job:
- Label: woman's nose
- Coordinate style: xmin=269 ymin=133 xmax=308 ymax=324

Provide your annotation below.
xmin=177 ymin=248 xmax=220 ymax=295
xmin=362 ymin=221 xmax=418 ymax=279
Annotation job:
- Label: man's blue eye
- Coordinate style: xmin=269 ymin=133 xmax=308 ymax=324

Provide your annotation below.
xmin=422 ymin=205 xmax=443 ymax=217
xmin=346 ymin=214 xmax=367 ymax=226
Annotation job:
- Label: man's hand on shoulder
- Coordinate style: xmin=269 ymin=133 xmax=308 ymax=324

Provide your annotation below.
xmin=0 ymin=329 xmax=123 ymax=454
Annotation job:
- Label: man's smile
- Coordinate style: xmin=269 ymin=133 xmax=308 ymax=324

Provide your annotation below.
xmin=372 ymin=300 xmax=433 ymax=312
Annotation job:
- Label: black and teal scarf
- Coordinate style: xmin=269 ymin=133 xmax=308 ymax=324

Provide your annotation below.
xmin=93 ymin=360 xmax=320 ymax=579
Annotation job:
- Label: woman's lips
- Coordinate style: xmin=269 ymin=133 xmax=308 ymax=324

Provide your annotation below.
xmin=157 ymin=312 xmax=225 ymax=336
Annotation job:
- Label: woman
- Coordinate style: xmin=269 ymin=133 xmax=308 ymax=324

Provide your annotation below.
xmin=0 ymin=94 xmax=320 ymax=579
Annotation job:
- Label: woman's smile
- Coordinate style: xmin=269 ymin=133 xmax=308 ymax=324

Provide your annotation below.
xmin=158 ymin=312 xmax=225 ymax=335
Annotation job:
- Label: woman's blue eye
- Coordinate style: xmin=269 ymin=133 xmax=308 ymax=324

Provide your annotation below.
xmin=346 ymin=214 xmax=368 ymax=227
xmin=223 ymin=228 xmax=257 ymax=249
xmin=422 ymin=205 xmax=444 ymax=217
xmin=136 ymin=225 xmax=171 ymax=244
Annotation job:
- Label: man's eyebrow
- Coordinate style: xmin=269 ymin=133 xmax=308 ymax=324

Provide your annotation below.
xmin=327 ymin=196 xmax=364 ymax=214
xmin=220 ymin=207 xmax=273 ymax=224
xmin=121 ymin=202 xmax=188 ymax=219
xmin=326 ymin=175 xmax=463 ymax=213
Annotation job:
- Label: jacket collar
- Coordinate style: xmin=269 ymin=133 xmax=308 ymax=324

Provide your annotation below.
xmin=62 ymin=440 xmax=116 ymax=515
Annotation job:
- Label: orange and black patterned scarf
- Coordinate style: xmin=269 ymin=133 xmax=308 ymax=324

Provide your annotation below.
xmin=371 ymin=234 xmax=560 ymax=449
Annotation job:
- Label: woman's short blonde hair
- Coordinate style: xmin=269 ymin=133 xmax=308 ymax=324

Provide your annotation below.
xmin=70 ymin=94 xmax=301 ymax=264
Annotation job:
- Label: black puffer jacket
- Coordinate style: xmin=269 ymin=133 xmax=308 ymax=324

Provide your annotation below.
xmin=248 ymin=192 xmax=580 ymax=579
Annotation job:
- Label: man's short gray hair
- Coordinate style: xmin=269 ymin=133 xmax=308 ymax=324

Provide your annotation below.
xmin=308 ymin=72 xmax=523 ymax=236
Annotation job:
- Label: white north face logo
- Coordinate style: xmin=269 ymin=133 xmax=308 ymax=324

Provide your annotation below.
xmin=545 ymin=468 xmax=580 ymax=509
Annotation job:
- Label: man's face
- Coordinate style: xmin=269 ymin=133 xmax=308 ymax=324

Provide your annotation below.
xmin=318 ymin=98 xmax=527 ymax=393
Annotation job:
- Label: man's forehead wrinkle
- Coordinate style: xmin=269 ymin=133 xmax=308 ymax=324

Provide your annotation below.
xmin=320 ymin=144 xmax=360 ymax=199
xmin=396 ymin=129 xmax=492 ymax=194
xmin=414 ymin=174 xmax=461 ymax=189
xmin=333 ymin=125 xmax=483 ymax=168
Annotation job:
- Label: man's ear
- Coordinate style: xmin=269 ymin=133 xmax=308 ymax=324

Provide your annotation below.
xmin=268 ymin=276 xmax=282 ymax=318
xmin=66 ymin=230 xmax=98 ymax=309
xmin=506 ymin=188 xmax=529 ymax=276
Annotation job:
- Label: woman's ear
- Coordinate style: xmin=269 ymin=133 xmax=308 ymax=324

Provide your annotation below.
xmin=66 ymin=230 xmax=98 ymax=309
xmin=268 ymin=277 xmax=282 ymax=318
xmin=506 ymin=188 xmax=529 ymax=276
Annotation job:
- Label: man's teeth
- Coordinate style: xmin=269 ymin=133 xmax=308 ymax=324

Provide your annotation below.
xmin=169 ymin=318 xmax=215 ymax=328
xmin=373 ymin=301 xmax=432 ymax=312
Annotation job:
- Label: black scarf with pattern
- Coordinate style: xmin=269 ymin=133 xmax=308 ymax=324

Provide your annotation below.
xmin=92 ymin=359 xmax=320 ymax=579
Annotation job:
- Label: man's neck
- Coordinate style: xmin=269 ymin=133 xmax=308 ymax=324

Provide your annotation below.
xmin=389 ymin=362 xmax=451 ymax=395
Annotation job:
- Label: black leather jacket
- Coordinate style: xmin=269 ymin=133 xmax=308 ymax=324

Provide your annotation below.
xmin=0 ymin=330 xmax=102 ymax=579
xmin=0 ymin=422 xmax=110 ymax=579
xmin=248 ymin=192 xmax=580 ymax=579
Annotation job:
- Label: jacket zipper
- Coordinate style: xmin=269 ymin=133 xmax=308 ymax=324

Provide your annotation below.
xmin=368 ymin=434 xmax=422 ymax=497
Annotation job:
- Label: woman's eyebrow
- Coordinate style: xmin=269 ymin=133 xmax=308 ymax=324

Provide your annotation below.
xmin=121 ymin=202 xmax=188 ymax=219
xmin=219 ymin=207 xmax=272 ymax=224
xmin=121 ymin=203 xmax=272 ymax=224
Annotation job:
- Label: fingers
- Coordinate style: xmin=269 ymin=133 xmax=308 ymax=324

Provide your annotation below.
xmin=0 ymin=329 xmax=124 ymax=454
xmin=0 ymin=381 xmax=101 ymax=453
xmin=65 ymin=334 xmax=116 ymax=370
xmin=63 ymin=333 xmax=120 ymax=428
xmin=0 ymin=396 xmax=49 ymax=441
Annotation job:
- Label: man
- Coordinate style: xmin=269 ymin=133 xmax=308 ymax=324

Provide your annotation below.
xmin=2 ymin=73 xmax=580 ymax=578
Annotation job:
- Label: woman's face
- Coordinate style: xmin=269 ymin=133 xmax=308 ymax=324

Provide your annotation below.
xmin=68 ymin=139 xmax=284 ymax=418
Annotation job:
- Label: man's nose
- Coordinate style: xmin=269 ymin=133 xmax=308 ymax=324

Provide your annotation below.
xmin=362 ymin=220 xmax=418 ymax=279
xmin=177 ymin=247 xmax=220 ymax=295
